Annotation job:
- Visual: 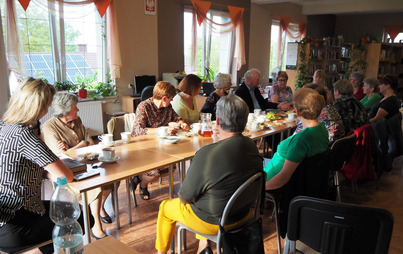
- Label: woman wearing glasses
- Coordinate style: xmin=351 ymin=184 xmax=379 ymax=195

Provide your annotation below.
xmin=370 ymin=76 xmax=400 ymax=122
xmin=269 ymin=71 xmax=293 ymax=105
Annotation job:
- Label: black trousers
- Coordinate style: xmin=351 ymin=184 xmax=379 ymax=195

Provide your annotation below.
xmin=0 ymin=201 xmax=94 ymax=254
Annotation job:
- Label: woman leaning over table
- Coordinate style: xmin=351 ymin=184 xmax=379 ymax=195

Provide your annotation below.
xmin=171 ymin=74 xmax=202 ymax=125
xmin=370 ymin=75 xmax=400 ymax=123
xmin=265 ymin=88 xmax=329 ymax=189
xmin=0 ymin=78 xmax=92 ymax=254
xmin=200 ymin=73 xmax=232 ymax=120
xmin=132 ymin=81 xmax=189 ymax=200
xmin=269 ymin=71 xmax=293 ymax=104
xmin=360 ymin=78 xmax=381 ymax=115
xmin=41 ymin=92 xmax=111 ymax=239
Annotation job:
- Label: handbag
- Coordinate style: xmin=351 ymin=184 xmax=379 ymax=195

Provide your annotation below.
xmin=219 ymin=218 xmax=264 ymax=254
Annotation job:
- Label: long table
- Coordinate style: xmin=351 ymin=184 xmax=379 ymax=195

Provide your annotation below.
xmin=67 ymin=121 xmax=296 ymax=243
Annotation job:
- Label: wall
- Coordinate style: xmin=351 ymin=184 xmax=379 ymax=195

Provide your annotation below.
xmin=306 ymin=15 xmax=336 ymax=39
xmin=114 ymin=0 xmax=159 ymax=98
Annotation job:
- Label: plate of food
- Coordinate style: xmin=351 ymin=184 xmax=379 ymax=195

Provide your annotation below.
xmin=78 ymin=152 xmax=99 ymax=161
xmin=176 ymin=131 xmax=194 ymax=137
xmin=265 ymin=112 xmax=280 ymax=121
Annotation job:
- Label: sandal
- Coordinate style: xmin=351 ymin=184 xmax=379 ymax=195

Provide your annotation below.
xmin=139 ymin=185 xmax=150 ymax=200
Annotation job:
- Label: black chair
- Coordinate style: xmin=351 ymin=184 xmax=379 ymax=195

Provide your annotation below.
xmin=141 ymin=85 xmax=154 ymax=101
xmin=329 ymin=133 xmax=356 ymax=202
xmin=284 ymin=196 xmax=394 ymax=254
xmin=202 ymin=82 xmax=215 ymax=96
xmin=266 ymin=150 xmax=331 ymax=254
xmin=176 ymin=171 xmax=265 ymax=254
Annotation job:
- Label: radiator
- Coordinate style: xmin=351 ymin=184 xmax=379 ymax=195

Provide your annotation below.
xmin=40 ymin=101 xmax=104 ymax=137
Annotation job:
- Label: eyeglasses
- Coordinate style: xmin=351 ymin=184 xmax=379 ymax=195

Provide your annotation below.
xmin=277 ymin=79 xmax=287 ymax=82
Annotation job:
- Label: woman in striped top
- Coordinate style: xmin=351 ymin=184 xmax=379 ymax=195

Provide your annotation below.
xmin=0 ymin=78 xmax=76 ymax=253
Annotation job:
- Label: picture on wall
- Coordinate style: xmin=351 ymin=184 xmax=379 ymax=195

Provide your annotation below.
xmin=145 ymin=0 xmax=157 ymax=15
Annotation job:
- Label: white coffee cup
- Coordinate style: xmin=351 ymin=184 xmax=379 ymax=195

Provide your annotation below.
xmin=190 ymin=123 xmax=201 ymax=134
xmin=251 ymin=121 xmax=260 ymax=130
xmin=98 ymin=134 xmax=113 ymax=144
xmin=102 ymin=147 xmax=115 ymax=161
xmin=287 ymin=112 xmax=296 ymax=121
xmin=248 ymin=113 xmax=255 ymax=122
xmin=121 ymin=132 xmax=131 ymax=144
xmin=157 ymin=126 xmax=169 ymax=137
xmin=254 ymin=109 xmax=262 ymax=117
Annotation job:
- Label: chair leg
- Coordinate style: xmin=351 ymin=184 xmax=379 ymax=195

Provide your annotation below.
xmin=129 ymin=177 xmax=138 ymax=207
xmin=177 ymin=227 xmax=183 ymax=254
xmin=273 ymin=201 xmax=282 ymax=254
xmin=334 ymin=171 xmax=341 ymax=202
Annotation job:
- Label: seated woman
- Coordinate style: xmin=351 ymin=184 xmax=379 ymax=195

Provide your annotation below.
xmin=360 ymin=78 xmax=381 ymax=115
xmin=350 ymin=71 xmax=365 ymax=100
xmin=132 ymin=82 xmax=189 ymax=200
xmin=265 ymin=88 xmax=329 ymax=189
xmin=370 ymin=75 xmax=400 ymax=122
xmin=0 ymin=78 xmax=92 ymax=254
xmin=171 ymin=74 xmax=202 ymax=125
xmin=42 ymin=92 xmax=111 ymax=239
xmin=313 ymin=69 xmax=334 ymax=104
xmin=333 ymin=80 xmax=369 ymax=134
xmin=200 ymin=73 xmax=232 ymax=120
xmin=269 ymin=71 xmax=293 ymax=105
xmin=294 ymin=84 xmax=345 ymax=143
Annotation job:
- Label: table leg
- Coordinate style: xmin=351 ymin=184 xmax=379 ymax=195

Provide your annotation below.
xmin=126 ymin=179 xmax=132 ymax=224
xmin=81 ymin=192 xmax=91 ymax=244
xmin=169 ymin=164 xmax=174 ymax=199
xmin=113 ymin=182 xmax=120 ymax=229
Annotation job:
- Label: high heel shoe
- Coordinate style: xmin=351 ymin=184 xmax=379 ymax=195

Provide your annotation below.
xmin=90 ymin=229 xmax=107 ymax=240
xmin=100 ymin=215 xmax=112 ymax=224
xmin=139 ymin=185 xmax=150 ymax=200
xmin=130 ymin=176 xmax=141 ymax=192
xmin=198 ymin=246 xmax=213 ymax=254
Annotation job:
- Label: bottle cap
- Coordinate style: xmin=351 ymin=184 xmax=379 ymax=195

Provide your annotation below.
xmin=57 ymin=176 xmax=68 ymax=186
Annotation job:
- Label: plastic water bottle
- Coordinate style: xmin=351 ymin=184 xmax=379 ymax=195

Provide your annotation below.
xmin=50 ymin=177 xmax=84 ymax=254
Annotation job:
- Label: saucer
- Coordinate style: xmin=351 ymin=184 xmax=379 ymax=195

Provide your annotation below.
xmin=99 ymin=141 xmax=116 ymax=147
xmin=98 ymin=156 xmax=120 ymax=163
xmin=160 ymin=136 xmax=181 ymax=144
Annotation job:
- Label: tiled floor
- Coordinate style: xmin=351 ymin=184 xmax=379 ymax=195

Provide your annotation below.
xmin=94 ymin=156 xmax=403 ymax=254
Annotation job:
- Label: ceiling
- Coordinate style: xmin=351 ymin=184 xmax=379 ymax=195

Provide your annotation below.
xmin=251 ymin=0 xmax=403 ymax=15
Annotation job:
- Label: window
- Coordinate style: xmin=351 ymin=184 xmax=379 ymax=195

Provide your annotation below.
xmin=184 ymin=8 xmax=233 ymax=80
xmin=385 ymin=32 xmax=403 ymax=43
xmin=0 ymin=0 xmax=106 ymax=92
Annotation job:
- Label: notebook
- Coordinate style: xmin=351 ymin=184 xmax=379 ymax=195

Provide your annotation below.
xmin=61 ymin=158 xmax=87 ymax=174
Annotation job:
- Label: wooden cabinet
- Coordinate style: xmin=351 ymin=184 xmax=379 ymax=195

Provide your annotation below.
xmin=122 ymin=96 xmax=141 ymax=113
xmin=365 ymin=42 xmax=403 ymax=79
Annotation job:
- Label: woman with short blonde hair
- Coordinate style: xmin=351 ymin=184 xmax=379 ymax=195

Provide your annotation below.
xmin=264 ymin=88 xmax=329 ymax=190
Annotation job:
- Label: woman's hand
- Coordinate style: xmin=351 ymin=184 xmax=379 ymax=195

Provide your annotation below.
xmin=57 ymin=140 xmax=69 ymax=151
xmin=179 ymin=121 xmax=190 ymax=131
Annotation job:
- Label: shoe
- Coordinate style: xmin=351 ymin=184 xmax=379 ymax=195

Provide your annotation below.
xmin=139 ymin=185 xmax=150 ymax=200
xmin=199 ymin=246 xmax=213 ymax=254
xmin=90 ymin=229 xmax=107 ymax=240
xmin=130 ymin=176 xmax=141 ymax=192
xmin=100 ymin=215 xmax=112 ymax=224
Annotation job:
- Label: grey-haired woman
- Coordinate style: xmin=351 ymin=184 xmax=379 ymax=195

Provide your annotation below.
xmin=200 ymin=73 xmax=232 ymax=120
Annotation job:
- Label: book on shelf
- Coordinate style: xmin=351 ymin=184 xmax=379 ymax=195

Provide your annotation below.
xmin=61 ymin=158 xmax=87 ymax=174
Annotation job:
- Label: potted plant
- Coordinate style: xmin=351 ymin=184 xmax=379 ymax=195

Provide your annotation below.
xmin=77 ymin=82 xmax=87 ymax=99
xmin=54 ymin=81 xmax=75 ymax=92
xmin=92 ymin=75 xmax=117 ymax=98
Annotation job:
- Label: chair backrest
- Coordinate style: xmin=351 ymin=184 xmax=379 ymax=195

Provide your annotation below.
xmin=107 ymin=116 xmax=125 ymax=140
xmin=269 ymin=149 xmax=331 ymax=238
xmin=141 ymin=86 xmax=155 ymax=101
xmin=287 ymin=196 xmax=394 ymax=254
xmin=202 ymin=82 xmax=215 ymax=96
xmin=220 ymin=171 xmax=264 ymax=227
xmin=330 ymin=133 xmax=356 ymax=171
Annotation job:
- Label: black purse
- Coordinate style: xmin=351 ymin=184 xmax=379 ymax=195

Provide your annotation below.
xmin=219 ymin=218 xmax=264 ymax=254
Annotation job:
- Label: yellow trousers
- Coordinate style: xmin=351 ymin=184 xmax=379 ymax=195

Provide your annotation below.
xmin=155 ymin=198 xmax=218 ymax=252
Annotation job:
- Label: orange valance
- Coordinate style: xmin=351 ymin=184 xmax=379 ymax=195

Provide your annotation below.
xmin=17 ymin=0 xmax=112 ymax=17
xmin=191 ymin=0 xmax=211 ymax=25
xmin=385 ymin=25 xmax=403 ymax=40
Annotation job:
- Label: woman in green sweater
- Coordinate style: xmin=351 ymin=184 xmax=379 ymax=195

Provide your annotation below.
xmin=360 ymin=78 xmax=381 ymax=115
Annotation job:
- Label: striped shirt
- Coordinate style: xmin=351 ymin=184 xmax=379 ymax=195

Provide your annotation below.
xmin=0 ymin=121 xmax=59 ymax=226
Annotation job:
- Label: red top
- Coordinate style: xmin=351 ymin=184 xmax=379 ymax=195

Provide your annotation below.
xmin=353 ymin=87 xmax=365 ymax=100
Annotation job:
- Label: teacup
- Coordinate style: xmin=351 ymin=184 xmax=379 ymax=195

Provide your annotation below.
xmin=157 ymin=126 xmax=169 ymax=137
xmin=254 ymin=109 xmax=262 ymax=117
xmin=190 ymin=123 xmax=201 ymax=134
xmin=121 ymin=132 xmax=131 ymax=144
xmin=102 ymin=147 xmax=115 ymax=161
xmin=251 ymin=121 xmax=260 ymax=130
xmin=98 ymin=134 xmax=113 ymax=144
xmin=287 ymin=112 xmax=296 ymax=121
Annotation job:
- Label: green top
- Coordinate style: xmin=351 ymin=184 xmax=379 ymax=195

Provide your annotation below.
xmin=178 ymin=134 xmax=262 ymax=224
xmin=264 ymin=124 xmax=329 ymax=181
xmin=360 ymin=93 xmax=382 ymax=112
xmin=171 ymin=94 xmax=200 ymax=124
